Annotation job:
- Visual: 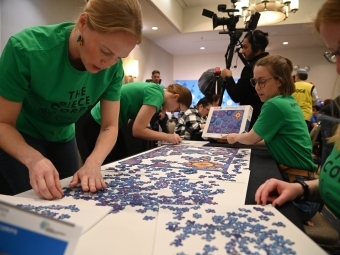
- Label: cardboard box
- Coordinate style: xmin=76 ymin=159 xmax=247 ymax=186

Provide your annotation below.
xmin=202 ymin=105 xmax=253 ymax=139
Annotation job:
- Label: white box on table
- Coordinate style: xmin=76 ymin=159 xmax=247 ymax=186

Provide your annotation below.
xmin=202 ymin=105 xmax=253 ymax=138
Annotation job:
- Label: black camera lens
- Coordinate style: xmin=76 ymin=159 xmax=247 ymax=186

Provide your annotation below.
xmin=217 ymin=4 xmax=227 ymax=12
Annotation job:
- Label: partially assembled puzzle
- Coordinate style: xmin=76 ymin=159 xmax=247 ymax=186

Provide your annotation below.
xmin=106 ymin=145 xmax=251 ymax=183
xmin=1 ymin=144 xmax=326 ymax=254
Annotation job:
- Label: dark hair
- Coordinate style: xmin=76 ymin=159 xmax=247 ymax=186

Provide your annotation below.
xmin=197 ymin=94 xmax=213 ymax=108
xmin=212 ymin=94 xmax=220 ymax=103
xmin=323 ymin=99 xmax=332 ymax=106
xmin=152 ymin=70 xmax=160 ymax=75
xmin=313 ymin=105 xmax=321 ymax=111
xmin=204 ymin=92 xmax=220 ymax=103
xmin=244 ymin=30 xmax=269 ymax=52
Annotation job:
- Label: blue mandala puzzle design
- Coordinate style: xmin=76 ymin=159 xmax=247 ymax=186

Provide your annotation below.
xmin=105 ymin=145 xmax=250 ymax=174
xmin=207 ymin=110 xmax=244 ymax=134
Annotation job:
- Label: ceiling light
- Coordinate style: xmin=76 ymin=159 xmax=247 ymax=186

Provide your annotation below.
xmin=235 ymin=0 xmax=299 ymax=26
xmin=151 ymin=27 xmax=158 ymax=30
xmin=283 ymin=42 xmax=288 ymax=45
xmin=200 ymin=47 xmax=205 ymax=50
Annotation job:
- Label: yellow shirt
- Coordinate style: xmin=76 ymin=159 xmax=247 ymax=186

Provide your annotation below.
xmin=292 ymin=81 xmax=313 ymax=121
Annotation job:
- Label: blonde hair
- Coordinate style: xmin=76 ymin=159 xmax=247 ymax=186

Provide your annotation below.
xmin=83 ymin=0 xmax=142 ymax=43
xmin=166 ymin=84 xmax=192 ymax=108
xmin=314 ymin=0 xmax=340 ymax=33
xmin=254 ymin=55 xmax=295 ymax=96
xmin=314 ymin=0 xmax=340 ymax=149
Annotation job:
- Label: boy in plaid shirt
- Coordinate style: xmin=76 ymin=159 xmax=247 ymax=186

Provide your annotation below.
xmin=175 ymin=95 xmax=213 ymax=140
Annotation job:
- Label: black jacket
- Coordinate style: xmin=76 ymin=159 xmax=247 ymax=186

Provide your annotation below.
xmin=224 ymin=52 xmax=269 ymax=130
xmin=321 ymin=95 xmax=340 ymax=118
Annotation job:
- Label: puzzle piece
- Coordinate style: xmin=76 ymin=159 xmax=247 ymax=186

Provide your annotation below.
xmin=153 ymin=205 xmax=327 ymax=255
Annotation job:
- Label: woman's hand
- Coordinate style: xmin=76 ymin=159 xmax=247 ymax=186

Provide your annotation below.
xmin=69 ymin=161 xmax=106 ymax=192
xmin=166 ymin=133 xmax=182 ymax=144
xmin=221 ymin=133 xmax=238 ymax=144
xmin=255 ymin=178 xmax=304 ymax=207
xmin=28 ymin=156 xmax=63 ymax=200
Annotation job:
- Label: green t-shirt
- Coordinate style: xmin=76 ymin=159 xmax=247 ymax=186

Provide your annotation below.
xmin=0 ymin=22 xmax=123 ymax=142
xmin=319 ymin=144 xmax=340 ymax=219
xmin=91 ymin=82 xmax=164 ymax=127
xmin=253 ymin=95 xmax=316 ymax=171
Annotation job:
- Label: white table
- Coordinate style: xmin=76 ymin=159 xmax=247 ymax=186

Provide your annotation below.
xmin=13 ymin=141 xmax=325 ymax=255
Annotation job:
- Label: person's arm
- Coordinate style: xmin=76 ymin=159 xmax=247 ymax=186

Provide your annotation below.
xmin=158 ymin=110 xmax=166 ymax=120
xmin=132 ymin=105 xmax=181 ymax=144
xmin=0 ymin=96 xmax=63 ymax=199
xmin=255 ymin=140 xmax=266 ymax=146
xmin=311 ymin=86 xmax=318 ymax=106
xmin=174 ymin=113 xmax=187 ymax=136
xmin=221 ymin=65 xmax=254 ymax=103
xmin=70 ymin=99 xmax=120 ymax=192
xmin=321 ymin=99 xmax=340 ymax=117
xmin=320 ymin=103 xmax=331 ymax=114
xmin=223 ymin=129 xmax=263 ymax=145
xmin=255 ymin=178 xmax=321 ymax=207
xmin=182 ymin=112 xmax=204 ymax=137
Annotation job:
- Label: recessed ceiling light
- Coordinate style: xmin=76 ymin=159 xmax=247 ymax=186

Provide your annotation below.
xmin=200 ymin=47 xmax=205 ymax=50
xmin=283 ymin=42 xmax=288 ymax=45
xmin=151 ymin=26 xmax=158 ymax=30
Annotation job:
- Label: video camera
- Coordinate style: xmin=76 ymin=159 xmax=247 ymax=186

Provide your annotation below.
xmin=202 ymin=0 xmax=260 ymax=33
xmin=202 ymin=0 xmax=260 ymax=69
xmin=201 ymin=0 xmax=261 ymax=106
xmin=202 ymin=4 xmax=239 ymax=31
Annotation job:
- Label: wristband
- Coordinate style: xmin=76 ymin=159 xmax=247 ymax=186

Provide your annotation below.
xmin=293 ymin=179 xmax=309 ymax=202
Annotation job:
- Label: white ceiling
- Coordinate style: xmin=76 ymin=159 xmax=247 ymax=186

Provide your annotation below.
xmin=139 ymin=0 xmax=325 ymax=56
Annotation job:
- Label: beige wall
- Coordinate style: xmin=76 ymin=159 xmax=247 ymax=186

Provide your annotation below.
xmin=0 ymin=0 xmax=84 ymax=50
xmin=0 ymin=0 xmax=173 ymax=86
xmin=126 ymin=37 xmax=174 ymax=87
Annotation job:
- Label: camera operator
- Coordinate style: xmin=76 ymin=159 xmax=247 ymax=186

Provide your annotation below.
xmin=220 ymin=30 xmax=269 ymax=129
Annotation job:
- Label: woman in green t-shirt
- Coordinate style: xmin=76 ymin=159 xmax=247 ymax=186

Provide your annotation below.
xmin=223 ymin=55 xmax=319 ymax=225
xmin=225 ymin=55 xmax=316 ymax=175
xmin=256 ymin=0 xmax=340 ymax=223
xmin=82 ymin=82 xmax=192 ymax=164
xmin=0 ymin=0 xmax=142 ymax=199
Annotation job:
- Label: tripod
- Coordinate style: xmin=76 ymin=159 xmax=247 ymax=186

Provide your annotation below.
xmin=218 ymin=29 xmax=244 ymax=106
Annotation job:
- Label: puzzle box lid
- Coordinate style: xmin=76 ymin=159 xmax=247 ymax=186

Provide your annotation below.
xmin=202 ymin=105 xmax=253 ymax=138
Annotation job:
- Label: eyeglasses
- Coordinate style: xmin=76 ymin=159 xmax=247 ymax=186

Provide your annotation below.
xmin=205 ymin=107 xmax=211 ymax=111
xmin=250 ymin=77 xmax=273 ymax=88
xmin=324 ymin=46 xmax=340 ymax=64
